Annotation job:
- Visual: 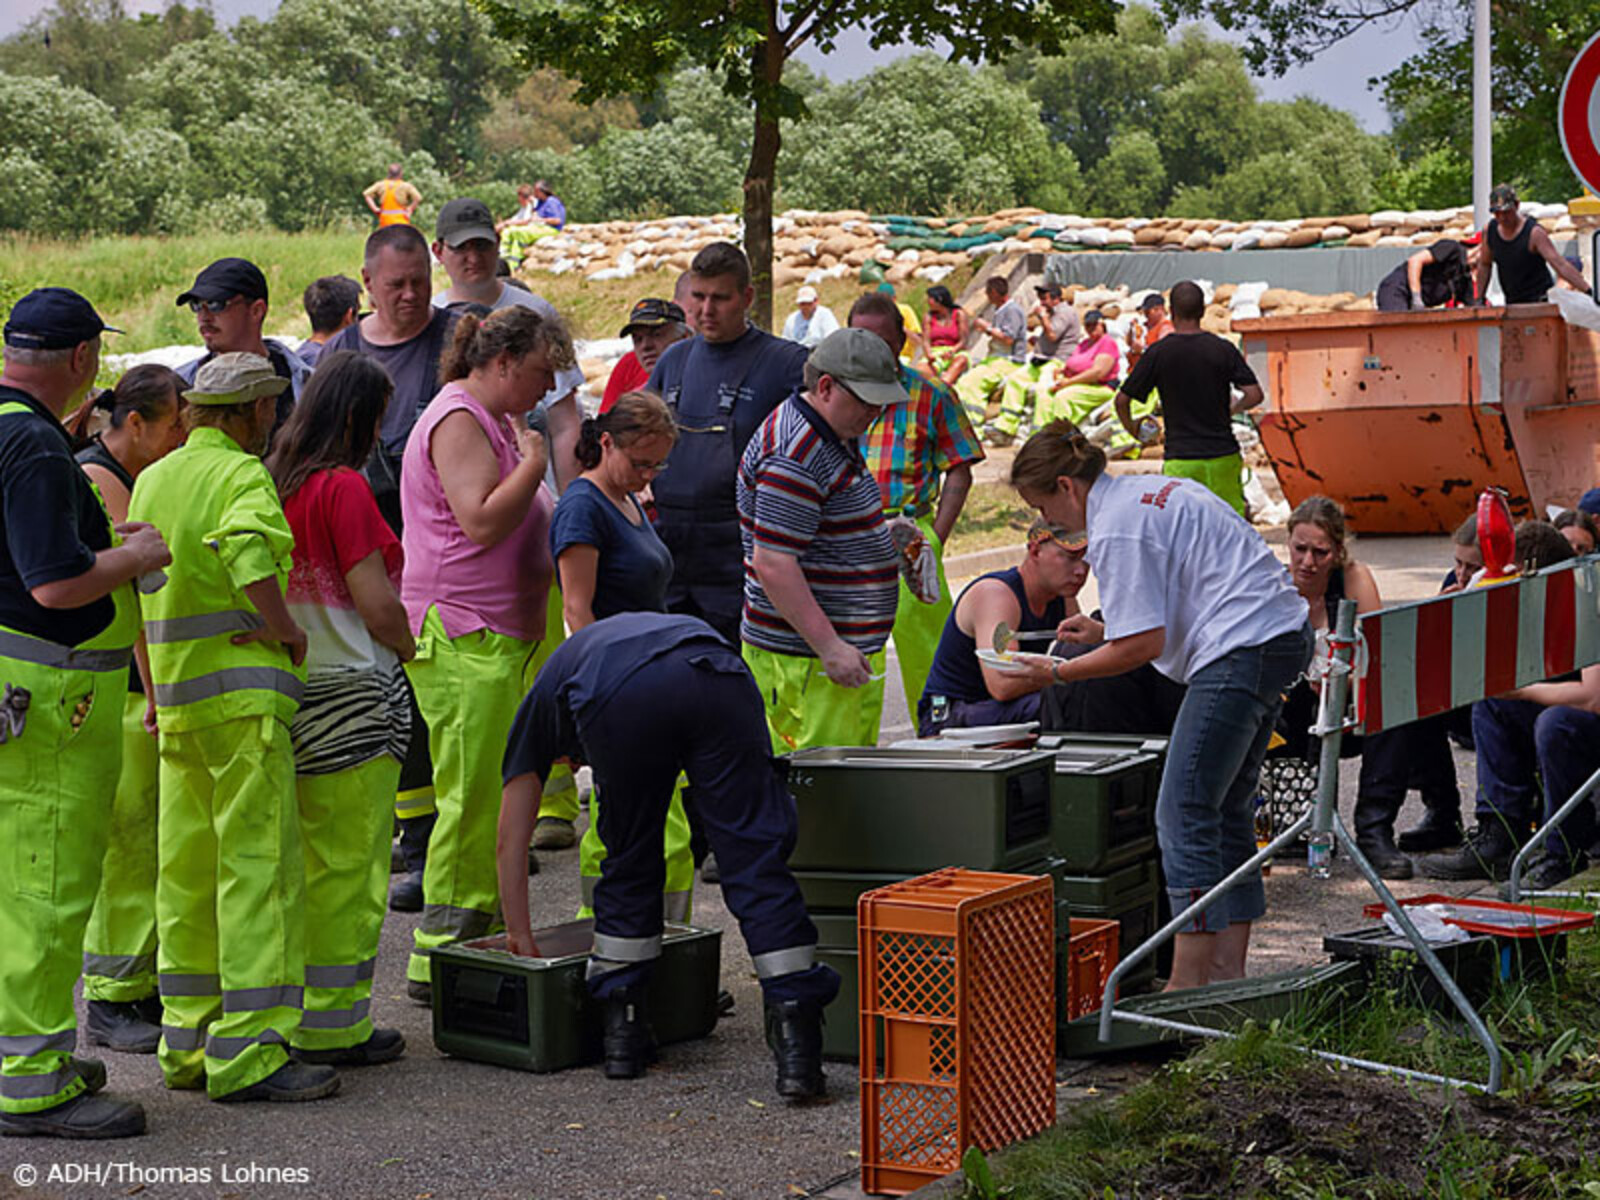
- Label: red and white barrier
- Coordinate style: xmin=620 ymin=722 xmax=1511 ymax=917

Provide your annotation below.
xmin=1358 ymin=559 xmax=1600 ymax=734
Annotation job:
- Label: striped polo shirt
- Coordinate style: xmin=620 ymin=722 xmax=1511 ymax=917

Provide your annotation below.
xmin=737 ymin=394 xmax=899 ymax=656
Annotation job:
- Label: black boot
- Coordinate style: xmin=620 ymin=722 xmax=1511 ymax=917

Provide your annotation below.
xmin=1420 ymin=821 xmax=1521 ymax=882
xmin=86 ymin=1000 xmax=162 ymax=1054
xmin=1353 ymin=793 xmax=1411 ymax=880
xmin=389 ymin=813 xmax=435 ymax=913
xmin=601 ymin=986 xmax=656 ymax=1080
xmin=764 ymin=1000 xmax=825 ymax=1099
xmin=1397 ymin=809 xmax=1465 ymax=853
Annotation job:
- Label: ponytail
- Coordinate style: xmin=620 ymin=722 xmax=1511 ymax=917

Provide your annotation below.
xmin=64 ymin=363 xmax=187 ymax=448
xmin=576 ymin=415 xmax=604 ymax=469
xmin=576 ymin=390 xmax=677 ymax=472
xmin=439 ymin=306 xmax=575 ymax=385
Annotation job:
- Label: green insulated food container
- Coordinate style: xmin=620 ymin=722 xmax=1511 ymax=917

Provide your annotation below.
xmin=785 ymin=746 xmax=1055 ymax=872
xmin=1037 ymin=736 xmax=1164 ymax=873
xmin=429 ymin=920 xmax=721 ymax=1072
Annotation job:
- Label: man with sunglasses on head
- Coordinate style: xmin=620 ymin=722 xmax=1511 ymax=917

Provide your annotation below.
xmin=175 ymin=258 xmax=310 ymax=441
xmin=735 ymin=328 xmax=906 ymax=754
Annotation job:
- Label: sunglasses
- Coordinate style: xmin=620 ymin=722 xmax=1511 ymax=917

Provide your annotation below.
xmin=187 ymin=296 xmax=245 ymax=315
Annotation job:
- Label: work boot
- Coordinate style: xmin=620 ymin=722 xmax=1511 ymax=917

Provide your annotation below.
xmin=700 ymin=852 xmax=721 ymax=885
xmin=1397 ymin=811 xmax=1464 ymax=853
xmin=388 ymin=870 xmax=423 ymax=912
xmin=1499 ymin=854 xmax=1586 ymax=899
xmin=71 ymin=1057 xmax=107 ymax=1094
xmin=86 ymin=1000 xmax=162 ymax=1055
xmin=533 ymin=817 xmax=577 ymax=851
xmin=601 ymin=986 xmax=657 ymax=1080
xmin=293 ymin=1028 xmax=405 ymax=1067
xmin=528 ymin=846 xmax=541 ymax=876
xmin=406 ymin=979 xmax=432 ymax=1007
xmin=390 ymin=813 xmax=435 ymax=911
xmin=1355 ymin=833 xmax=1414 ymax=880
xmin=214 ymin=1060 xmax=340 ymax=1104
xmin=1419 ymin=822 xmax=1520 ymax=882
xmin=764 ymin=1000 xmax=826 ymax=1100
xmin=0 ymin=1092 xmax=145 ymax=1139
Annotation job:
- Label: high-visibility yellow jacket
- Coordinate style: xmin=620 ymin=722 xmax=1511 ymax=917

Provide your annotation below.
xmin=128 ymin=426 xmax=303 ymax=733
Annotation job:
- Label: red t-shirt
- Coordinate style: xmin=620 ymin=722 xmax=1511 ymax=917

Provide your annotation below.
xmin=600 ymin=352 xmax=650 ymax=414
xmin=285 ymin=467 xmax=402 ymax=609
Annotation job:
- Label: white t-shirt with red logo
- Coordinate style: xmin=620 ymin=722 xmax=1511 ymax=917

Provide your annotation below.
xmin=1085 ymin=473 xmax=1307 ymax=683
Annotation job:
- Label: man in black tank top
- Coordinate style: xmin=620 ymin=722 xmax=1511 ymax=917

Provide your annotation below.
xmin=1474 ymin=183 xmax=1588 ymax=305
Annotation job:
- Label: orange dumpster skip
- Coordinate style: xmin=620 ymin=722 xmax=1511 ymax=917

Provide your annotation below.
xmin=1238 ymin=303 xmax=1600 ymax=533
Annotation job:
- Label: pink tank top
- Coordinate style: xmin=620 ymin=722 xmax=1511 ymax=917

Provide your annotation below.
xmin=925 ymin=309 xmax=962 ymax=348
xmin=400 ymin=382 xmax=552 ymax=642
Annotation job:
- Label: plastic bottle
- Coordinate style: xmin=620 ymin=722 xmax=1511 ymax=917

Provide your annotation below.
xmin=1307 ymin=830 xmax=1334 ymax=879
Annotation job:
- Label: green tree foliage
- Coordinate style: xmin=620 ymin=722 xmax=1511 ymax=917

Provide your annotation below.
xmin=0 ymin=0 xmax=214 ymax=110
xmin=472 ymin=0 xmax=1117 ymax=326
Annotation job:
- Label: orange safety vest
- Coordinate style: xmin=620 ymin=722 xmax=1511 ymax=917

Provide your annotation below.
xmin=377 ymin=180 xmax=411 ymax=227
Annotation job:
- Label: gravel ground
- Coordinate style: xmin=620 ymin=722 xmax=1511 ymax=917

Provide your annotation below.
xmin=0 ymin=533 xmax=1482 ymax=1200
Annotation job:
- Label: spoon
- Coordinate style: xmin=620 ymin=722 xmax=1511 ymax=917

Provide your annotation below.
xmin=991 ymin=621 xmax=1061 ymax=654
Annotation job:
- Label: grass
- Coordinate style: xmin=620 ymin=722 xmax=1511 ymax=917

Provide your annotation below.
xmin=944 ymin=479 xmax=1034 ymax=559
xmin=985 ymin=899 xmax=1600 ymax=1199
xmin=0 ymin=229 xmax=980 ymax=355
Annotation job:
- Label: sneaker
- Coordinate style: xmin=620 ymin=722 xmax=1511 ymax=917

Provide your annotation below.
xmin=388 ymin=870 xmax=423 ymax=913
xmin=293 ymin=1028 xmax=405 ymax=1067
xmin=1396 ymin=813 xmax=1464 ymax=854
xmin=406 ymin=979 xmax=432 ymax=1006
xmin=0 ymin=1092 xmax=145 ymax=1139
xmin=213 ymin=1061 xmax=340 ymax=1104
xmin=1500 ymin=855 xmax=1584 ymax=898
xmin=1419 ymin=823 xmax=1519 ymax=882
xmin=533 ymin=817 xmax=577 ymax=851
xmin=86 ymin=999 xmax=162 ymax=1055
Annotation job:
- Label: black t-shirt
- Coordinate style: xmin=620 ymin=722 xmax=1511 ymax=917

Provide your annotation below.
xmin=1119 ymin=331 xmax=1257 ymax=460
xmin=1379 ymin=240 xmax=1473 ymax=308
xmin=0 ymin=385 xmax=113 ymax=645
xmin=325 ymin=309 xmax=457 ymax=461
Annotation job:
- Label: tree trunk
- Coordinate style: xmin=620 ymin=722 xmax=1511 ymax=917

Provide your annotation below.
xmin=743 ymin=14 xmax=785 ymax=332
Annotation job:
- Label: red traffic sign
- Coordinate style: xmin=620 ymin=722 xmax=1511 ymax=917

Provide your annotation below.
xmin=1560 ymin=30 xmax=1600 ymax=195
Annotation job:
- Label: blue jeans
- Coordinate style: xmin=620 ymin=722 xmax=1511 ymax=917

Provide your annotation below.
xmin=1473 ymin=698 xmax=1600 ymax=865
xmin=1157 ymin=624 xmax=1313 ymax=932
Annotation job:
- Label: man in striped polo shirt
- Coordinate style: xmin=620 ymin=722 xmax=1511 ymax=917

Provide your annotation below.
xmin=737 ymin=328 xmax=907 ymax=753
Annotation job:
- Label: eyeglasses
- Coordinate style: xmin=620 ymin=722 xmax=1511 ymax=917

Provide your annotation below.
xmin=627 ymin=455 xmax=670 ymax=475
xmin=187 ymin=296 xmax=244 ymax=315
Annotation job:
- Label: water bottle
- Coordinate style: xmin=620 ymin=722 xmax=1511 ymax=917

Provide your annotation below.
xmin=1307 ymin=830 xmax=1334 ymax=879
xmin=1137 ymin=417 xmax=1160 ymax=445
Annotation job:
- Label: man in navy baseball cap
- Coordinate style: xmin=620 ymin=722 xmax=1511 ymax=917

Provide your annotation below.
xmin=3 ymin=287 xmax=121 ymax=351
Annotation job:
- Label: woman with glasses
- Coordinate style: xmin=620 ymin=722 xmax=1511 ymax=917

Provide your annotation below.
xmin=548 ymin=391 xmax=691 ymax=919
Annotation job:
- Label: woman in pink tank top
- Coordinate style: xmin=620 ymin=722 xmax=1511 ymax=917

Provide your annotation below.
xmin=397 ymin=305 xmax=577 ymax=998
xmin=916 ymin=284 xmax=972 ymax=387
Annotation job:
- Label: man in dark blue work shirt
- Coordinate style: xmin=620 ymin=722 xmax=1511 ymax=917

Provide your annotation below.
xmin=494 ymin=612 xmax=838 ymax=1098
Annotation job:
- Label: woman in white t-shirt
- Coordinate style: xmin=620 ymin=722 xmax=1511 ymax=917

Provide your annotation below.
xmin=1009 ymin=420 xmax=1312 ymax=990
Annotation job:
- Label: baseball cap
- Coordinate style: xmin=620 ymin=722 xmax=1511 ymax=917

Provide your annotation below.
xmin=618 ymin=298 xmax=686 ymax=337
xmin=436 ymin=198 xmax=497 ymax=248
xmin=1035 ymin=281 xmax=1063 ymax=297
xmin=1489 ymin=184 xmax=1519 ymax=213
xmin=185 ymin=352 xmax=289 ymax=406
xmin=809 ymin=328 xmax=909 ymax=407
xmin=4 ymin=287 xmax=121 ymax=350
xmin=797 ymin=285 xmax=819 ymax=303
xmin=1579 ymin=488 xmax=1600 ymax=518
xmin=1139 ymin=292 xmax=1166 ymax=311
xmin=176 ymin=258 xmax=268 ymax=308
xmin=1460 ymin=231 xmax=1483 ymax=247
xmin=1028 ymin=519 xmax=1086 ymax=551
xmin=1083 ymin=308 xmax=1104 ymax=325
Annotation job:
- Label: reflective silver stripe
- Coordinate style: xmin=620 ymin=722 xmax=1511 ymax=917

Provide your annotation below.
xmin=153 ymin=666 xmax=304 ymax=708
xmin=0 ymin=1067 xmax=75 ymax=1099
xmin=420 ymin=904 xmax=494 ymax=941
xmin=590 ymin=932 xmax=662 ymax=964
xmin=159 ymin=973 xmax=221 ymax=997
xmin=298 ymin=998 xmax=371 ymax=1030
xmin=304 ymin=959 xmax=376 ymax=989
xmin=206 ymin=1029 xmax=286 ymax=1061
xmin=83 ymin=952 xmax=157 ymax=980
xmin=144 ymin=609 xmax=263 ymax=645
xmin=0 ymin=628 xmax=132 ymax=673
xmin=0 ymin=1030 xmax=75 ymax=1057
xmin=222 ymin=985 xmax=303 ymax=1013
xmin=663 ymin=890 xmax=692 ymax=922
xmin=162 ymin=1025 xmax=204 ymax=1051
xmin=752 ymin=944 xmax=816 ymax=980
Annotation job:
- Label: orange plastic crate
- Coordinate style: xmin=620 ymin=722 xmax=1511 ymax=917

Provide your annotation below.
xmin=1063 ymin=917 xmax=1120 ymax=1022
xmin=857 ymin=868 xmax=1055 ymax=1196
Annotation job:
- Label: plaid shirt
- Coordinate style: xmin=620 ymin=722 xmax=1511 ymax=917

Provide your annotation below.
xmin=861 ymin=364 xmax=985 ymax=518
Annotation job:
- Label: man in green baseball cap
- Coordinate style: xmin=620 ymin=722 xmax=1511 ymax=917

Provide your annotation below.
xmin=735 ymin=328 xmax=908 ymax=754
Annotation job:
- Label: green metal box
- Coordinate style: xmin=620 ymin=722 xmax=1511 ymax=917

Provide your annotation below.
xmin=1040 ymin=738 xmax=1163 ymax=874
xmin=1057 ymin=859 xmax=1160 ymax=992
xmin=428 ymin=920 xmax=721 ymax=1072
xmin=785 ymin=746 xmax=1055 ymax=873
xmin=796 ymin=856 xmax=1067 ymax=914
xmin=1058 ymin=856 xmax=1159 ymax=912
xmin=817 ymin=946 xmax=861 ymax=1062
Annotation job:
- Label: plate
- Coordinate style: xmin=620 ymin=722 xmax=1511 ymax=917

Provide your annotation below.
xmin=938 ymin=722 xmax=1039 ymax=742
xmin=975 ymin=647 xmax=1053 ymax=675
